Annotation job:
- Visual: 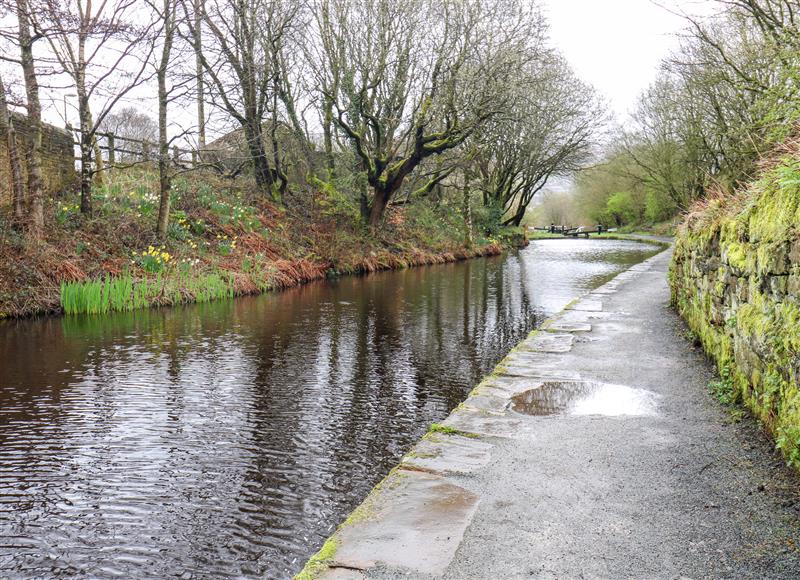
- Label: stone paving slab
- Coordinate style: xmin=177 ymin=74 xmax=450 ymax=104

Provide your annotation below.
xmin=322 ymin=469 xmax=479 ymax=576
xmin=441 ymin=407 xmax=530 ymax=439
xmin=490 ymin=367 xmax=582 ymax=382
xmin=501 ymin=350 xmax=561 ymax=367
xmin=543 ymin=320 xmax=591 ymax=333
xmin=460 ymin=392 xmax=510 ymax=414
xmin=567 ymin=298 xmax=603 ymax=312
xmin=401 ymin=434 xmax=494 ymax=476
xmin=518 ymin=333 xmax=574 ymax=353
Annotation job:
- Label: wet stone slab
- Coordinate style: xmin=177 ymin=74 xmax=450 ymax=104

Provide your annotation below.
xmin=613 ymin=271 xmax=639 ymax=282
xmin=627 ymin=263 xmax=653 ymax=272
xmin=329 ymin=469 xmax=479 ymax=575
xmin=495 ymin=365 xmax=582 ymax=382
xmin=470 ymin=382 xmax=515 ymax=398
xmin=461 ymin=393 xmax=510 ymax=414
xmin=502 ymin=350 xmax=559 ymax=367
xmin=545 ymin=320 xmax=592 ymax=333
xmin=519 ymin=333 xmax=575 ymax=353
xmin=568 ymin=299 xmax=603 ymax=312
xmin=319 ymin=569 xmax=365 ymax=579
xmin=401 ymin=433 xmax=494 ymax=475
xmin=442 ymin=407 xmax=530 ymax=439
xmin=558 ymin=310 xmax=614 ymax=324
xmin=484 ymin=375 xmax=556 ymax=396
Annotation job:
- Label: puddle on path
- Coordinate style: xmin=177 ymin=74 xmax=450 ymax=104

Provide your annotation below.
xmin=510 ymin=381 xmax=658 ymax=417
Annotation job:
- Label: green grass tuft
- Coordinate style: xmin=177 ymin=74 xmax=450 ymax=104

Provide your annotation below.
xmin=60 ymin=271 xmax=236 ymax=315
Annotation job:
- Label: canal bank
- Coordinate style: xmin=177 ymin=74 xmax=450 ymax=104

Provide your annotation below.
xmin=299 ymin=244 xmax=800 ymax=579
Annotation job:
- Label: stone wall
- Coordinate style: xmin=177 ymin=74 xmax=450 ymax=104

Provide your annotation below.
xmin=0 ymin=112 xmax=77 ymax=205
xmin=670 ymin=152 xmax=800 ymax=468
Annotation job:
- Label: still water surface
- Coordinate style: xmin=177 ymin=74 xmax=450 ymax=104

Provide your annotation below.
xmin=0 ymin=239 xmax=658 ymax=578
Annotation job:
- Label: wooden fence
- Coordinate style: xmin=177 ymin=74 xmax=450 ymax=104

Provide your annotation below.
xmin=72 ymin=129 xmax=204 ymax=169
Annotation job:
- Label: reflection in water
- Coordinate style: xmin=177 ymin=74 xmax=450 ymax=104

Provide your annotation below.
xmin=0 ymin=239 xmax=658 ymax=577
xmin=511 ymin=381 xmax=659 ymax=417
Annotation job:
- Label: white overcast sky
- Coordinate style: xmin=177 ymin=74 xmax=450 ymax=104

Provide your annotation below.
xmin=2 ymin=0 xmax=716 ymax=139
xmin=540 ymin=0 xmax=713 ymax=122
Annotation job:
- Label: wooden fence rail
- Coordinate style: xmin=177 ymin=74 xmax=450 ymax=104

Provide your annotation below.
xmin=72 ymin=129 xmax=202 ymax=169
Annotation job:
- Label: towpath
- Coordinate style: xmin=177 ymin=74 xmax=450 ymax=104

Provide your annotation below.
xmin=301 ymin=245 xmax=800 ymax=579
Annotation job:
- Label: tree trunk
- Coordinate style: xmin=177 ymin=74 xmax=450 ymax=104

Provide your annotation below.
xmin=368 ymin=187 xmax=392 ymax=227
xmin=156 ymin=1 xmax=175 ymax=241
xmin=16 ymin=0 xmax=45 ymax=237
xmin=501 ymin=206 xmax=526 ymax=228
xmin=366 ymin=151 xmax=421 ymax=226
xmin=359 ymin=188 xmax=369 ymax=222
xmin=0 ymin=74 xmax=25 ymax=223
xmin=243 ymin=120 xmax=276 ymax=199
xmin=462 ymin=183 xmax=472 ymax=246
xmin=89 ymin=108 xmax=105 ymax=187
xmin=322 ymin=101 xmax=335 ymax=175
xmin=194 ymin=0 xmax=206 ymax=151
xmin=78 ymin=92 xmax=93 ymax=215
xmin=270 ymin=92 xmax=287 ymax=202
xmin=76 ymin=23 xmax=93 ymax=216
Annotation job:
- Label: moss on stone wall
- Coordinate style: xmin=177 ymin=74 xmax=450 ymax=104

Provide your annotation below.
xmin=671 ymin=152 xmax=800 ymax=469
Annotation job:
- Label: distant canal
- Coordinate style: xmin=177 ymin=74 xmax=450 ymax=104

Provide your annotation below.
xmin=0 ymin=239 xmax=659 ymax=578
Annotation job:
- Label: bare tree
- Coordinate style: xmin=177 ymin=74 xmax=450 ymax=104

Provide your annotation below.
xmin=184 ymin=0 xmax=299 ymax=202
xmin=312 ymin=0 xmax=541 ymax=227
xmin=192 ymin=0 xmax=205 ymax=150
xmin=151 ymin=0 xmax=179 ymax=240
xmin=475 ymin=54 xmax=602 ymax=226
xmin=100 ymin=106 xmax=159 ymax=162
xmin=37 ymin=0 xmax=155 ymax=215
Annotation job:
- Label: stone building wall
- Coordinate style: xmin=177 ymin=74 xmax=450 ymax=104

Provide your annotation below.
xmin=0 ymin=112 xmax=77 ymax=205
xmin=670 ymin=152 xmax=800 ymax=468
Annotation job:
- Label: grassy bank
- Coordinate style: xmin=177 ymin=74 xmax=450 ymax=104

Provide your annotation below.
xmin=670 ymin=138 xmax=800 ymax=469
xmin=0 ymin=170 xmax=523 ymax=319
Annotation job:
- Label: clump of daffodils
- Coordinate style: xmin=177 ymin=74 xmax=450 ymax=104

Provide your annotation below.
xmin=216 ymin=234 xmax=238 ymax=255
xmin=133 ymin=245 xmax=171 ymax=273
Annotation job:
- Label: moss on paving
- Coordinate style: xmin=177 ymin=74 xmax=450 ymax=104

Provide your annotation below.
xmin=294 ymin=537 xmax=340 ymax=580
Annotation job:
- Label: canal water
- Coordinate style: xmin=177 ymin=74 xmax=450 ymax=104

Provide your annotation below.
xmin=0 ymin=239 xmax=659 ymax=578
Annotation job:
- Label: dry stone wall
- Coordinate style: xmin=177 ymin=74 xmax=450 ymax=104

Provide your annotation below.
xmin=0 ymin=112 xmax=77 ymax=204
xmin=670 ymin=153 xmax=800 ymax=468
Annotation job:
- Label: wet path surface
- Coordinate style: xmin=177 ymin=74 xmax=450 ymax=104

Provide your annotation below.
xmin=310 ymin=247 xmax=800 ymax=579
xmin=0 ymin=240 xmax=658 ymax=578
